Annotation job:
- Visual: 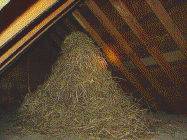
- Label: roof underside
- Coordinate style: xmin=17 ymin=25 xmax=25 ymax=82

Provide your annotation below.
xmin=0 ymin=0 xmax=186 ymax=113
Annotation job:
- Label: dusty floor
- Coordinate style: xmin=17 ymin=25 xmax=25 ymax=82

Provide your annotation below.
xmin=0 ymin=113 xmax=187 ymax=140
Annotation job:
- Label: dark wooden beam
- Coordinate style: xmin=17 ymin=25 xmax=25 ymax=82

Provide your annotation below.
xmin=0 ymin=0 xmax=80 ymax=75
xmin=0 ymin=0 xmax=36 ymax=33
xmin=145 ymin=0 xmax=187 ymax=57
xmin=109 ymin=0 xmax=185 ymax=87
xmin=86 ymin=0 xmax=174 ymax=101
xmin=73 ymin=10 xmax=160 ymax=109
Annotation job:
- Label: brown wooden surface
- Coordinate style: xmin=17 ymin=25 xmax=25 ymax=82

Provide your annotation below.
xmin=145 ymin=0 xmax=187 ymax=57
xmin=0 ymin=0 xmax=36 ymax=33
xmin=109 ymin=0 xmax=185 ymax=88
xmin=86 ymin=0 xmax=177 ymax=101
xmin=0 ymin=0 xmax=80 ymax=74
xmin=0 ymin=0 xmax=58 ymax=48
xmin=73 ymin=10 xmax=160 ymax=109
xmin=0 ymin=0 xmax=186 ymax=113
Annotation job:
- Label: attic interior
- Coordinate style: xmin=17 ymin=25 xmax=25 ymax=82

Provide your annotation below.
xmin=0 ymin=0 xmax=187 ymax=139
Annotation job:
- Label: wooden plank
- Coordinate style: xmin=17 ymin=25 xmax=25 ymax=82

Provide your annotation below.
xmin=0 ymin=0 xmax=10 ymax=10
xmin=122 ymin=50 xmax=186 ymax=68
xmin=86 ymin=0 xmax=175 ymax=100
xmin=0 ymin=0 xmax=58 ymax=48
xmin=145 ymin=0 xmax=187 ymax=57
xmin=73 ymin=10 xmax=160 ymax=109
xmin=109 ymin=0 xmax=185 ymax=87
xmin=0 ymin=0 xmax=80 ymax=74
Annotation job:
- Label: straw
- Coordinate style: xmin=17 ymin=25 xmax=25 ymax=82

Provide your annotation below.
xmin=2 ymin=32 xmax=153 ymax=139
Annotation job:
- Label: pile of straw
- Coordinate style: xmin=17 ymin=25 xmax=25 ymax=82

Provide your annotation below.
xmin=1 ymin=32 xmax=153 ymax=139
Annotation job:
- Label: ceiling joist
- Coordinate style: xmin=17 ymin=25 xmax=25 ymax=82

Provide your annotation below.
xmin=85 ymin=0 xmax=180 ymax=101
xmin=73 ymin=10 xmax=160 ymax=109
xmin=109 ymin=0 xmax=185 ymax=87
xmin=145 ymin=0 xmax=187 ymax=57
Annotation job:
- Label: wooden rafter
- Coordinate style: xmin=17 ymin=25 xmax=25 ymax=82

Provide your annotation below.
xmin=109 ymin=0 xmax=184 ymax=87
xmin=0 ymin=0 xmax=58 ymax=48
xmin=73 ymin=10 xmax=160 ymax=109
xmin=138 ymin=50 xmax=185 ymax=67
xmin=145 ymin=0 xmax=187 ymax=57
xmin=85 ymin=0 xmax=174 ymax=100
xmin=0 ymin=0 xmax=80 ymax=74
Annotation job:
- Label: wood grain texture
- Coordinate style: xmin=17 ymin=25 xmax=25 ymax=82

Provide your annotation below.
xmin=109 ymin=0 xmax=185 ymax=88
xmin=73 ymin=10 xmax=160 ymax=109
xmin=0 ymin=0 xmax=79 ymax=74
xmin=0 ymin=0 xmax=58 ymax=48
xmin=86 ymin=0 xmax=176 ymax=101
xmin=145 ymin=0 xmax=187 ymax=57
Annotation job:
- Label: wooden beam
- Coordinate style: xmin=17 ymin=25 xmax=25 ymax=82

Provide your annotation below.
xmin=0 ymin=0 xmax=10 ymax=10
xmin=73 ymin=10 xmax=160 ymax=109
xmin=0 ymin=0 xmax=58 ymax=48
xmin=124 ymin=50 xmax=186 ymax=68
xmin=109 ymin=0 xmax=185 ymax=87
xmin=85 ymin=0 xmax=175 ymax=100
xmin=0 ymin=0 xmax=80 ymax=74
xmin=145 ymin=0 xmax=187 ymax=57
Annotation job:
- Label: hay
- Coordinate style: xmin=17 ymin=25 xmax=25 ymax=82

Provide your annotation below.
xmin=1 ymin=32 xmax=153 ymax=139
